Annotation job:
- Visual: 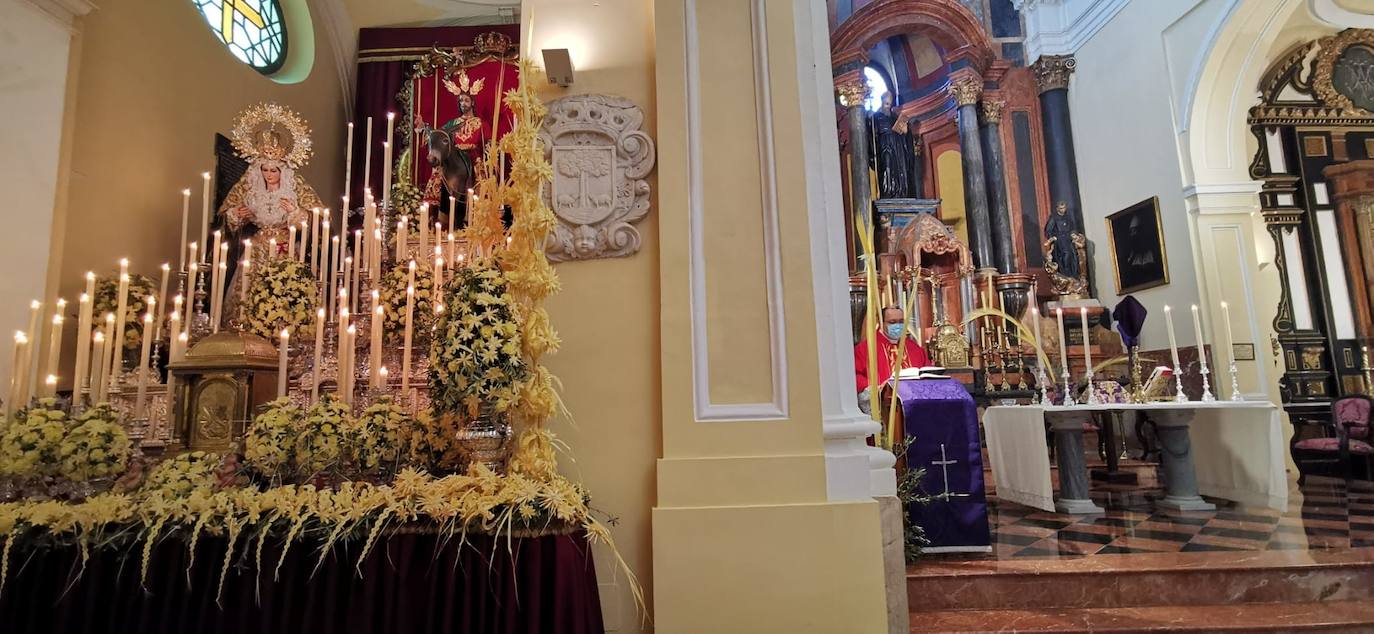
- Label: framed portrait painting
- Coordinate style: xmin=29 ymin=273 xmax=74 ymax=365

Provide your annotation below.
xmin=1106 ymin=197 xmax=1169 ymax=294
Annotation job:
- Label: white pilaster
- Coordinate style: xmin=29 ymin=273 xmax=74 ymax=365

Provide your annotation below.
xmin=1013 ymin=0 xmax=1129 ymax=61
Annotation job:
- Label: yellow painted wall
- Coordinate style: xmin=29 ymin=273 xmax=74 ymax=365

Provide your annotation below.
xmin=54 ymin=0 xmax=347 ymax=384
xmin=522 ymin=2 xmax=659 ymax=631
xmin=935 ymin=149 xmax=968 ymax=244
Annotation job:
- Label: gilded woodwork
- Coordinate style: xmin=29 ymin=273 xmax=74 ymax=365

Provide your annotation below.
xmin=948 ymin=77 xmax=982 ymax=108
xmin=1312 ymin=29 xmax=1374 ymax=117
xmin=980 ymin=100 xmax=1005 ymax=125
xmin=1304 ymin=135 xmax=1329 ymax=157
xmin=1031 ymin=54 xmax=1075 ymax=94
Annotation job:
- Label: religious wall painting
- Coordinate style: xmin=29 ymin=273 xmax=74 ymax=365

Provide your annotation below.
xmin=1105 ymin=197 xmax=1169 ymax=294
xmin=539 ymin=94 xmax=656 ymax=262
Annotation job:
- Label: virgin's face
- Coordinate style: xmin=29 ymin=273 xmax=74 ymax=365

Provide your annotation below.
xmin=260 ymin=164 xmax=282 ymax=187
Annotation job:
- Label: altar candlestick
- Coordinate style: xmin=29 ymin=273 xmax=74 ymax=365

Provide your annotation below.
xmin=180 ymin=189 xmax=191 ymax=270
xmin=396 ymin=216 xmax=408 ymax=261
xmin=311 ymin=308 xmax=324 ymax=403
xmin=319 ymin=218 xmax=331 ymax=288
xmin=448 ymin=233 xmax=456 ymax=267
xmin=1164 ymin=305 xmax=1182 ymax=366
xmin=239 ymin=259 xmax=251 ymax=305
xmin=344 ymin=324 xmax=357 ymax=404
xmin=74 ymin=285 xmax=93 ymax=400
xmin=110 ymin=261 xmax=129 ymax=380
xmin=7 ymin=332 xmax=25 ymax=415
xmin=311 ymin=208 xmax=321 ymax=273
xmin=363 ymin=117 xmax=373 ymax=195
xmin=88 ymin=331 xmax=104 ymax=405
xmin=277 ymin=328 xmax=290 ymax=398
xmin=209 ymin=231 xmax=223 ymax=324
xmin=381 ymin=141 xmax=392 ymax=214
xmin=154 ymin=263 xmax=170 ymax=343
xmin=451 ymin=194 xmax=459 ymax=232
xmin=401 ymin=283 xmax=415 ymax=399
xmin=287 ymin=226 xmax=296 ymax=261
xmin=372 ymin=228 xmax=383 ymax=274
xmin=418 ymin=204 xmax=429 ymax=263
xmin=215 ymin=258 xmax=227 ymax=333
xmin=1056 ymin=308 xmax=1069 ymax=378
xmin=135 ymin=313 xmax=153 ymax=416
xmin=1079 ymin=306 xmax=1092 ymax=376
xmin=337 ymin=307 xmax=349 ymax=395
xmin=168 ymin=302 xmax=182 ymax=363
xmin=187 ymin=242 xmax=198 ymax=280
xmin=370 ymin=299 xmax=383 ymax=388
xmin=435 ymin=256 xmax=445 ymax=291
xmin=344 ymin=122 xmax=355 ymax=205
xmin=1191 ymin=305 xmax=1207 ymax=365
xmin=200 ymin=173 xmax=211 ymax=264
xmin=42 ymin=302 xmax=63 ymax=396
xmin=98 ymin=313 xmax=115 ymax=401
xmin=20 ymin=302 xmax=38 ymax=403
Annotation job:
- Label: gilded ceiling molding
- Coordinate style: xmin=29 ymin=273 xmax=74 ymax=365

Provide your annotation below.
xmin=1031 ymin=54 xmax=1076 ymax=94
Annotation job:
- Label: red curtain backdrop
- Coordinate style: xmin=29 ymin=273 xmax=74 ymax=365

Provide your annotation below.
xmin=350 ymin=25 xmax=521 ymax=224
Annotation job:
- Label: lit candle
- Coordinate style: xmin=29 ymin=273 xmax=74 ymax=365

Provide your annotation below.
xmin=396 ymin=216 xmax=408 ymax=262
xmin=343 ymin=256 xmax=354 ymax=317
xmin=344 ymin=324 xmax=357 ymax=405
xmin=1163 ymin=306 xmax=1182 ymax=372
xmin=43 ymin=303 xmax=63 ymax=397
xmin=363 ymin=117 xmax=373 ymax=196
xmin=20 ymin=300 xmax=39 ymax=404
xmin=89 ymin=329 xmax=105 ymax=404
xmin=110 ymin=260 xmax=129 ymax=379
xmin=187 ymin=242 xmax=199 ymax=280
xmin=1080 ymin=307 xmax=1092 ymax=380
xmin=378 ymin=365 xmax=388 ymax=386
xmin=344 ymin=120 xmax=354 ymax=201
xmin=1056 ymin=307 xmax=1069 ymax=378
xmin=311 ymin=208 xmax=321 ymax=273
xmin=352 ymin=229 xmax=362 ymax=282
xmin=135 ymin=313 xmax=154 ymax=416
xmin=154 ymin=263 xmax=170 ymax=343
xmin=383 ymin=112 xmax=395 ymax=209
xmin=277 ymin=328 xmax=290 ymax=398
xmin=200 ymin=172 xmax=211 ymax=264
xmin=210 ymin=231 xmax=223 ymax=325
xmin=1191 ymin=304 xmax=1207 ymax=367
xmin=435 ymin=223 xmax=444 ymax=268
xmin=215 ymin=258 xmax=227 ymax=332
xmin=98 ymin=312 xmax=114 ymax=401
xmin=299 ymin=222 xmax=309 ymax=264
xmin=370 ymin=298 xmax=383 ymax=388
xmin=372 ymin=228 xmax=383 ymax=274
xmin=337 ymin=307 xmax=349 ymax=397
xmin=239 ymin=260 xmax=252 ymax=304
xmin=74 ymin=280 xmax=93 ymax=399
xmin=175 ymin=332 xmax=188 ymax=364
xmin=401 ymin=282 xmax=415 ymax=398
xmin=320 ymin=218 xmax=331 ymax=288
xmin=311 ymin=307 xmax=324 ymax=403
xmin=288 ymin=225 xmax=297 ymax=261
xmin=448 ymin=232 xmax=456 ymax=266
xmin=168 ymin=304 xmax=182 ymax=363
xmin=362 ymin=189 xmax=375 ymax=273
xmin=435 ymin=256 xmax=444 ymax=291
xmin=179 ymin=188 xmax=191 ymax=271
xmin=7 ymin=331 xmax=26 ymax=415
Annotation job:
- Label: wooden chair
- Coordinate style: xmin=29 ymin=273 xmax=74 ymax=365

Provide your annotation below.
xmin=1293 ymin=395 xmax=1374 ymax=484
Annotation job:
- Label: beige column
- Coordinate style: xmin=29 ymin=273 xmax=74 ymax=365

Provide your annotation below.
xmin=654 ymin=0 xmax=894 ymax=631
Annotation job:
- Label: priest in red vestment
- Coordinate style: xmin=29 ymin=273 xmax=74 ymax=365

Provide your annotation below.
xmin=855 ymin=306 xmax=930 ymax=401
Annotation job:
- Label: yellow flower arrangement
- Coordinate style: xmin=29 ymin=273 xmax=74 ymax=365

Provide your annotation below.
xmin=57 ymin=404 xmax=131 ymax=482
xmin=244 ymin=398 xmax=300 ymax=480
xmin=379 ymin=260 xmax=436 ymax=341
xmin=349 ymin=397 xmax=408 ymax=476
xmin=0 ymin=400 xmax=69 ymax=478
xmin=429 ymin=261 xmax=527 ymax=418
xmin=244 ymin=257 xmax=316 ymax=340
xmin=141 ymin=451 xmax=220 ymax=499
xmin=294 ymin=397 xmax=349 ymax=476
xmin=93 ymin=274 xmax=157 ymax=354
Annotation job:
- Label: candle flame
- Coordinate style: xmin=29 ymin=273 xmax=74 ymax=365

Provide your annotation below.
xmin=178 ymin=333 xmax=187 ymax=343
xmin=317 ymin=308 xmax=325 ymax=318
xmin=379 ymin=366 xmax=388 ymax=377
xmin=14 ymin=331 xmax=25 ymax=343
xmin=182 ymin=189 xmax=191 ymax=196
xmin=80 ymin=293 xmax=89 ymax=303
xmin=1221 ymin=301 xmax=1228 ymax=309
xmin=281 ymin=328 xmax=290 ymax=339
xmin=30 ymin=300 xmax=40 ymax=309
xmin=86 ymin=271 xmax=95 ymax=281
xmin=161 ymin=263 xmax=170 ymax=271
xmin=52 ymin=315 xmax=62 ymax=325
xmin=45 ymin=375 xmax=56 ymax=385
xmin=56 ymin=298 xmax=67 ymax=308
xmin=375 ymin=305 xmax=384 ymax=316
xmin=119 ymin=258 xmax=129 ymax=267
xmin=93 ymin=332 xmax=103 ymax=343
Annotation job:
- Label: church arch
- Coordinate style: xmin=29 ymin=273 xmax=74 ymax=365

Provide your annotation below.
xmin=831 ymin=0 xmax=996 ymax=77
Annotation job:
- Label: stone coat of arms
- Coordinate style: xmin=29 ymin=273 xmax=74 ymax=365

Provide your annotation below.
xmin=539 ymin=95 xmax=656 ymax=261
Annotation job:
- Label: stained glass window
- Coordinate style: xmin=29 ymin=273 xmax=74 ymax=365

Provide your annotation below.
xmin=864 ymin=66 xmax=890 ymax=112
xmin=192 ymin=0 xmax=289 ymax=75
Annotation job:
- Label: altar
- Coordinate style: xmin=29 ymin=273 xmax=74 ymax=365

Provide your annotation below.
xmin=984 ymin=402 xmax=1287 ymax=514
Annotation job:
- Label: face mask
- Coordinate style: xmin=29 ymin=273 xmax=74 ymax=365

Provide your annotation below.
xmin=885 ymin=323 xmax=905 ymax=340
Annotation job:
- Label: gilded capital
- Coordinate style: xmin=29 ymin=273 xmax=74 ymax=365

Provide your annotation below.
xmin=1032 ymin=55 xmax=1076 ymax=94
xmin=980 ymin=100 xmax=1005 ymax=125
xmin=948 ymin=77 xmax=982 ymax=107
xmin=836 ymin=79 xmax=869 ymax=109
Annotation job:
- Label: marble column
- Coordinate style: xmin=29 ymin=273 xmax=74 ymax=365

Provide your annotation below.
xmin=839 ymin=79 xmax=873 ymax=253
xmin=1151 ymin=410 xmax=1218 ymax=511
xmin=1032 ymin=55 xmax=1087 ymax=240
xmin=979 ymin=100 xmax=1015 ymax=274
xmin=950 ymin=77 xmax=995 ymax=270
xmin=1047 ymin=412 xmax=1105 ymax=514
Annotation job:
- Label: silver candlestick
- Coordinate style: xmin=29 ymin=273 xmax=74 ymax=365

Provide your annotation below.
xmin=1199 ymin=357 xmax=1216 ymax=402
xmin=1061 ymin=369 xmax=1076 ymax=406
xmin=1036 ymin=361 xmax=1050 ymax=405
xmin=1228 ymin=358 xmax=1244 ymax=402
xmin=1173 ymin=364 xmax=1189 ymax=403
xmin=1084 ymin=367 xmax=1099 ymax=405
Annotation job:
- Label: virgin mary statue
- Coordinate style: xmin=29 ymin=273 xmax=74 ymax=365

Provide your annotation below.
xmin=217 ymin=103 xmax=325 ymax=322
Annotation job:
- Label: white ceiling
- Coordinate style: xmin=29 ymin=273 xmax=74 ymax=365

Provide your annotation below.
xmin=342 ymin=0 xmax=520 ymax=29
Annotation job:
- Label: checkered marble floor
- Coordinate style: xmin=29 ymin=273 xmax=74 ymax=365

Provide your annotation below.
xmin=986 ymin=476 xmax=1374 ymax=559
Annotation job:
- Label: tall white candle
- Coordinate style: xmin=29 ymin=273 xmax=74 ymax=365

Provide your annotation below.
xmin=1080 ymin=307 xmax=1092 ymax=376
xmin=372 ymin=228 xmax=383 ymax=274
xmin=1056 ymin=308 xmax=1069 ymax=378
xmin=214 ymin=259 xmax=227 ymax=333
xmin=200 ymin=172 xmax=211 ymax=264
xmin=7 ymin=331 xmax=25 ymax=414
xmin=337 ymin=307 xmax=349 ymax=397
xmin=344 ymin=122 xmax=355 ymax=205
xmin=370 ymin=299 xmax=383 ymax=388
xmin=418 ymin=204 xmax=429 ymax=263
xmin=187 ymin=242 xmax=198 ymax=281
xmin=154 ymin=263 xmax=170 ymax=343
xmin=342 ymin=255 xmax=354 ymax=319
xmin=277 ymin=328 xmax=290 ymax=398
xmin=43 ymin=303 xmax=63 ymax=396
xmin=110 ymin=261 xmax=129 ymax=380
xmin=168 ymin=304 xmax=182 ymax=363
xmin=344 ymin=324 xmax=357 ymax=405
xmin=239 ymin=260 xmax=252 ymax=305
xmin=209 ymin=231 xmax=223 ymax=325
xmin=396 ymin=216 xmax=408 ymax=261
xmin=311 ymin=208 xmax=321 ymax=273
xmin=1164 ymin=306 xmax=1182 ymax=370
xmin=175 ymin=332 xmax=188 ymax=364
xmin=1191 ymin=304 xmax=1207 ymax=366
xmin=287 ymin=226 xmax=296 ymax=261
xmin=88 ymin=330 xmax=104 ymax=404
xmin=98 ymin=313 xmax=114 ymax=401
xmin=363 ymin=117 xmax=373 ymax=197
xmin=1220 ymin=301 xmax=1235 ymax=362
xmin=311 ymin=308 xmax=324 ymax=403
xmin=435 ymin=256 xmax=444 ymax=292
xmin=401 ymin=283 xmax=415 ymax=398
xmin=180 ymin=189 xmax=191 ymax=271
xmin=135 ymin=313 xmax=154 ymax=416
xmin=74 ymin=284 xmax=93 ymax=399
xmin=21 ymin=300 xmax=40 ymax=404
xmin=383 ymin=112 xmax=395 ymax=209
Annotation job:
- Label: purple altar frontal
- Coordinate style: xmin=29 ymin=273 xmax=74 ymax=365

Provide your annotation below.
xmin=896 ymin=378 xmax=992 ymax=554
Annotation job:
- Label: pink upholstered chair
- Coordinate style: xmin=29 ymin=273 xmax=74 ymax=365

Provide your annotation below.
xmin=1294 ymin=395 xmax=1374 ymax=483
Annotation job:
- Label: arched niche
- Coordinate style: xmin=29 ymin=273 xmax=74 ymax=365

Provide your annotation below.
xmin=830 ymin=0 xmax=996 ymax=79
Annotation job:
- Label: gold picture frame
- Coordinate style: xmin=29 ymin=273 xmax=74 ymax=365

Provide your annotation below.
xmin=1106 ymin=197 xmax=1170 ymax=294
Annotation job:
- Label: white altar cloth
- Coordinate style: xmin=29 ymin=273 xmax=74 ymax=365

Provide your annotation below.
xmin=983 ymin=402 xmax=1287 ymax=512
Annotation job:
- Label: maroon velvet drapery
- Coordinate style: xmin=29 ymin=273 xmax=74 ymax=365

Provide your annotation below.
xmin=0 ymin=530 xmax=604 ymax=634
xmin=349 ymin=25 xmax=522 ymax=224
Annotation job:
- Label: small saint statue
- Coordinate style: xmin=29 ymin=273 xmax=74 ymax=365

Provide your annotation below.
xmin=1043 ymin=201 xmax=1088 ymax=297
xmin=869 ymin=92 xmax=922 ymax=199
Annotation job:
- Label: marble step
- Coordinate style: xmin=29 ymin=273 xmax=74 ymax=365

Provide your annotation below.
xmin=911 ymin=600 xmax=1374 ymax=632
xmin=907 ymin=550 xmax=1374 ymax=612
